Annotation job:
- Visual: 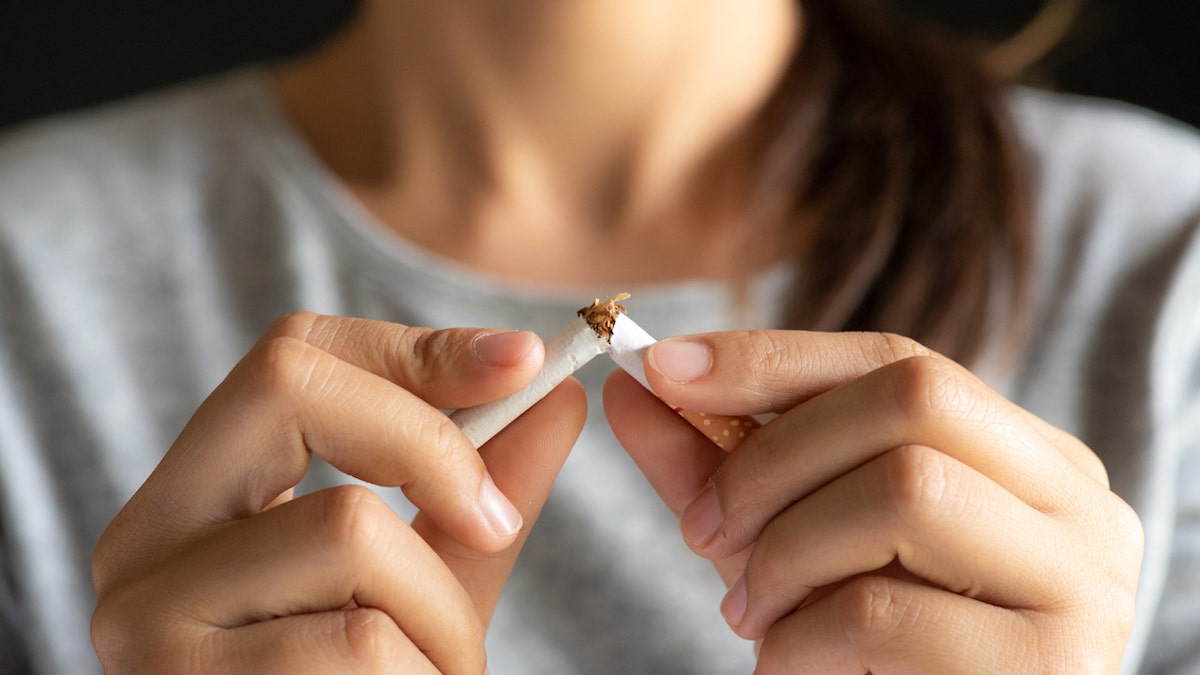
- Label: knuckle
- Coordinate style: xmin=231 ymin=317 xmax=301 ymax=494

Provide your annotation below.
xmin=90 ymin=596 xmax=131 ymax=669
xmin=753 ymin=632 xmax=790 ymax=675
xmin=390 ymin=327 xmax=442 ymax=383
xmin=425 ymin=413 xmax=469 ymax=463
xmin=443 ymin=606 xmax=487 ymax=668
xmin=1028 ymin=613 xmax=1126 ymax=673
xmin=1108 ymin=582 xmax=1139 ymax=642
xmin=91 ymin=583 xmax=177 ymax=674
xmin=1109 ymin=494 xmax=1146 ymax=565
xmin=743 ymin=519 xmax=793 ymax=593
xmin=886 ymin=354 xmax=963 ymax=424
xmin=856 ymin=332 xmax=931 ymax=368
xmin=1083 ymin=450 xmax=1112 ymax=489
xmin=314 ymin=485 xmax=389 ymax=559
xmin=244 ymin=336 xmax=321 ymax=400
xmin=880 ymin=445 xmax=956 ymax=527
xmin=339 ymin=608 xmax=405 ymax=672
xmin=401 ymin=415 xmax=475 ymax=504
xmin=1041 ymin=423 xmax=1112 ymax=489
xmin=707 ymin=476 xmax=762 ymax=552
xmin=265 ymin=311 xmax=322 ymax=341
xmin=836 ymin=576 xmax=916 ymax=649
xmin=91 ymin=533 xmax=118 ymax=594
xmin=1098 ymin=494 xmax=1145 ymax=620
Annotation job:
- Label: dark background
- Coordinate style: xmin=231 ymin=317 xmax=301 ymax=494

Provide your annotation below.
xmin=1 ymin=0 xmax=1198 ymax=131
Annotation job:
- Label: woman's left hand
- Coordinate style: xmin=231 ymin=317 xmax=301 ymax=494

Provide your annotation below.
xmin=604 ymin=330 xmax=1143 ymax=674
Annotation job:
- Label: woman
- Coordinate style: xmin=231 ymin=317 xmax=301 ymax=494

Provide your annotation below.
xmin=1 ymin=1 xmax=1197 ymax=673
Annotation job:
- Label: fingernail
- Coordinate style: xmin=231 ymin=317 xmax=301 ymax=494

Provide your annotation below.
xmin=479 ymin=474 xmax=523 ymax=538
xmin=473 ymin=331 xmax=536 ymax=367
xmin=648 ymin=340 xmax=712 ymax=384
xmin=680 ymin=482 xmax=723 ymax=547
xmin=721 ymin=575 xmax=748 ymax=627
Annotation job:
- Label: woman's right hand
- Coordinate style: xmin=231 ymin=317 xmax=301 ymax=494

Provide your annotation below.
xmin=90 ymin=313 xmax=587 ymax=674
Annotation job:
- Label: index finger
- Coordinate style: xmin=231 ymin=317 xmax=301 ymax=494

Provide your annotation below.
xmin=644 ymin=330 xmax=931 ymax=415
xmin=107 ymin=316 xmax=549 ymax=560
xmin=263 ymin=312 xmax=546 ymax=409
xmin=644 ymin=330 xmax=1107 ymax=485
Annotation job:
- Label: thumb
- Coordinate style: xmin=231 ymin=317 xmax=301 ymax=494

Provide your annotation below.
xmin=411 ymin=378 xmax=587 ymax=627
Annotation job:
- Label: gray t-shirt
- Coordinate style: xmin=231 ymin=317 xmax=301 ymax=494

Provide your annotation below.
xmin=0 ymin=69 xmax=1197 ymax=674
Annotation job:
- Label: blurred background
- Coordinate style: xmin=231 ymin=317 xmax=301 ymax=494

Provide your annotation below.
xmin=0 ymin=0 xmax=1197 ymax=130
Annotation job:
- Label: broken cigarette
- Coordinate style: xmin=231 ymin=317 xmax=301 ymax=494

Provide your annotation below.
xmin=450 ymin=294 xmax=760 ymax=450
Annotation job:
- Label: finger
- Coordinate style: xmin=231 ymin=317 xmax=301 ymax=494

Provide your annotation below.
xmin=604 ymin=370 xmax=725 ymax=517
xmin=754 ymin=575 xmax=1036 ymax=675
xmin=263 ymin=312 xmax=546 ymax=409
xmin=415 ymin=379 xmax=588 ymax=627
xmin=645 ymin=331 xmax=1108 ymax=485
xmin=679 ymin=355 xmax=1095 ymax=559
xmin=644 ymin=330 xmax=932 ymax=413
xmin=106 ymin=486 xmax=486 ymax=675
xmin=727 ymin=445 xmax=1069 ymax=640
xmin=215 ymin=609 xmax=439 ymax=675
xmin=603 ymin=370 xmax=751 ymax=584
xmin=123 ymin=336 xmax=526 ymax=556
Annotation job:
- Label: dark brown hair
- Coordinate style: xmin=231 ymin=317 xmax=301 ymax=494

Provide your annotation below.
xmin=746 ymin=0 xmax=1034 ymax=364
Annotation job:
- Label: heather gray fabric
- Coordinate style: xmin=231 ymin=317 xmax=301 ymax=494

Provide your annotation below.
xmin=0 ymin=69 xmax=1197 ymax=674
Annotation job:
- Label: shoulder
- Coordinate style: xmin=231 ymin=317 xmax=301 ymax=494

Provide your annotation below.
xmin=1007 ymin=89 xmax=1200 ymax=294
xmin=0 ymin=66 xmax=274 ymax=173
xmin=1007 ymin=90 xmax=1200 ymax=439
xmin=0 ymin=67 xmax=296 ymax=341
xmin=1010 ymin=86 xmax=1200 ymax=177
xmin=1009 ymin=88 xmax=1200 ymax=240
xmin=1000 ymin=90 xmax=1200 ymax=423
xmin=0 ymin=67 xmax=288 ymax=287
xmin=0 ymin=68 xmax=276 ymax=238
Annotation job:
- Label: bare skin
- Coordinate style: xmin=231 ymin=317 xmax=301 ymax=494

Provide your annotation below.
xmin=274 ymin=0 xmax=800 ymax=284
xmin=605 ymin=332 xmax=1141 ymax=673
xmin=92 ymin=1 xmax=1143 ymax=672
xmin=92 ymin=315 xmax=587 ymax=672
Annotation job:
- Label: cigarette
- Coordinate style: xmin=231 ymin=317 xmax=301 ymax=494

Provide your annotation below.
xmin=450 ymin=294 xmax=760 ymax=450
xmin=606 ymin=311 xmax=761 ymax=451
xmin=449 ymin=315 xmax=608 ymax=448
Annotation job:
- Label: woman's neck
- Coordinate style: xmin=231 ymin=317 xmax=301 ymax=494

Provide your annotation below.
xmin=276 ymin=0 xmax=799 ymax=283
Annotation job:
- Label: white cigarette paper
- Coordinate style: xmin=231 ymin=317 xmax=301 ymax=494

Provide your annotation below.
xmin=606 ymin=313 xmax=656 ymax=389
xmin=608 ymin=312 xmax=760 ymax=451
xmin=449 ymin=316 xmax=607 ymax=448
xmin=450 ymin=294 xmax=759 ymax=450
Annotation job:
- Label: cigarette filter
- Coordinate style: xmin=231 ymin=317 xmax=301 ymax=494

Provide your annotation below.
xmin=606 ymin=312 xmax=760 ymax=451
